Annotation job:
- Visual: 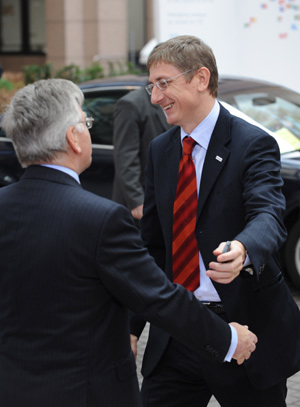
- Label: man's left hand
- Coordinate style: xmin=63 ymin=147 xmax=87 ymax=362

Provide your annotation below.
xmin=206 ymin=240 xmax=247 ymax=284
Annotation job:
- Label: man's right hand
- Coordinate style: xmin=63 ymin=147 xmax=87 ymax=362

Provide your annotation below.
xmin=230 ymin=322 xmax=258 ymax=365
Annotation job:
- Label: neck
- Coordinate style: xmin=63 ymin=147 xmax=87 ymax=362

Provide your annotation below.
xmin=182 ymin=97 xmax=216 ymax=134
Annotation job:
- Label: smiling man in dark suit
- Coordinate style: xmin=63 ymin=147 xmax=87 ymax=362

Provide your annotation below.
xmin=130 ymin=35 xmax=300 ymax=407
xmin=0 ymin=78 xmax=257 ymax=407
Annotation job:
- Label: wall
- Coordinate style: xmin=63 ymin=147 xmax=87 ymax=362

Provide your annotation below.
xmin=0 ymin=0 xmax=129 ymax=72
xmin=46 ymin=0 xmax=128 ymax=70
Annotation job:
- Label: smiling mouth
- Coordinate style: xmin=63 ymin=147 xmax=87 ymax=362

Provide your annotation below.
xmin=163 ymin=103 xmax=174 ymax=111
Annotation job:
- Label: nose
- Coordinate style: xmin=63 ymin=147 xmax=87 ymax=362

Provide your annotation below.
xmin=150 ymin=85 xmax=164 ymax=105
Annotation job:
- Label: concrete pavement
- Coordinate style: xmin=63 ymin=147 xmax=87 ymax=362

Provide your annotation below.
xmin=136 ymin=283 xmax=300 ymax=406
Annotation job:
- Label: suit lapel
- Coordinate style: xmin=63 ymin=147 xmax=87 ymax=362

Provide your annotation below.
xmin=156 ymin=108 xmax=232 ymax=227
xmin=159 ymin=127 xmax=181 ymax=230
xmin=166 ymin=127 xmax=181 ymax=200
xmin=197 ymin=105 xmax=232 ymax=219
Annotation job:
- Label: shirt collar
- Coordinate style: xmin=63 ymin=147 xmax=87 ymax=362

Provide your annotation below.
xmin=40 ymin=164 xmax=80 ymax=184
xmin=180 ymin=100 xmax=220 ymax=150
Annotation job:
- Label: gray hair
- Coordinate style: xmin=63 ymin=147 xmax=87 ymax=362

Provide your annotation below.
xmin=147 ymin=35 xmax=219 ymax=98
xmin=1 ymin=78 xmax=84 ymax=167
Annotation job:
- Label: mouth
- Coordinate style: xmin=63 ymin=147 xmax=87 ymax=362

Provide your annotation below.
xmin=163 ymin=103 xmax=174 ymax=111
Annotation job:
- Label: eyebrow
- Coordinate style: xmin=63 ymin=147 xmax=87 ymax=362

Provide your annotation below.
xmin=149 ymin=76 xmax=167 ymax=84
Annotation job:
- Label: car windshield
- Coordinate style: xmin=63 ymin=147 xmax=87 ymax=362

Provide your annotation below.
xmin=82 ymin=89 xmax=130 ymax=146
xmin=220 ymin=87 xmax=300 ymax=154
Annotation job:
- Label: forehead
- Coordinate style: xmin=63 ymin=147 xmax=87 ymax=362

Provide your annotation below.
xmin=149 ymin=62 xmax=181 ymax=82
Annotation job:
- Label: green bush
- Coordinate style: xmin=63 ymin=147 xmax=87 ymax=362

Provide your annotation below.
xmin=0 ymin=78 xmax=14 ymax=91
xmin=1 ymin=60 xmax=145 ymax=114
xmin=126 ymin=61 xmax=145 ymax=75
xmin=22 ymin=63 xmax=52 ymax=84
xmin=107 ymin=61 xmax=145 ymax=77
xmin=55 ymin=64 xmax=82 ymax=83
xmin=20 ymin=60 xmax=145 ymax=87
xmin=81 ymin=62 xmax=104 ymax=82
xmin=107 ymin=61 xmax=118 ymax=77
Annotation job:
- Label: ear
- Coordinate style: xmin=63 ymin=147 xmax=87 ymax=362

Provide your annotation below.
xmin=66 ymin=125 xmax=82 ymax=154
xmin=196 ymin=67 xmax=210 ymax=91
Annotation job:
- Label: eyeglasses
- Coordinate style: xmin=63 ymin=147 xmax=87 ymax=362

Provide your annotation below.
xmin=78 ymin=117 xmax=94 ymax=129
xmin=145 ymin=69 xmax=196 ymax=95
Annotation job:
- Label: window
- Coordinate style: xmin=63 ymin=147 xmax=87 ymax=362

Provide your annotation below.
xmin=0 ymin=0 xmax=46 ymax=54
xmin=221 ymin=87 xmax=300 ymax=153
xmin=83 ymin=90 xmax=130 ymax=146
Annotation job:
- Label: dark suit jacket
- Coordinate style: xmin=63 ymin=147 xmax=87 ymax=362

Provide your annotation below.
xmin=112 ymin=87 xmax=170 ymax=210
xmin=131 ymin=104 xmax=300 ymax=389
xmin=0 ymin=165 xmax=233 ymax=407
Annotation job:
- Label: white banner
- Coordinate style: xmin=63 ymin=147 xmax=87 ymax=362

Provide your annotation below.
xmin=152 ymin=0 xmax=300 ymax=92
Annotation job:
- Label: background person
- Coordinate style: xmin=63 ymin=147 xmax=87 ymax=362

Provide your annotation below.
xmin=0 ymin=78 xmax=256 ymax=407
xmin=130 ymin=35 xmax=300 ymax=407
xmin=112 ymin=87 xmax=170 ymax=223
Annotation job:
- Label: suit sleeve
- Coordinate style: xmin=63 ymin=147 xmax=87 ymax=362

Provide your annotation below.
xmin=233 ymin=129 xmax=287 ymax=276
xmin=96 ymin=203 xmax=232 ymax=363
xmin=113 ymin=98 xmax=144 ymax=210
xmin=130 ymin=140 xmax=167 ymax=337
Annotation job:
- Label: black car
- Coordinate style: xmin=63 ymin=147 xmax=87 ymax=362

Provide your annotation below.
xmin=0 ymin=75 xmax=300 ymax=289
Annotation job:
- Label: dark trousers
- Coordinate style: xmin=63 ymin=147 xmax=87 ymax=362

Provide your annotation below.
xmin=141 ymin=314 xmax=287 ymax=407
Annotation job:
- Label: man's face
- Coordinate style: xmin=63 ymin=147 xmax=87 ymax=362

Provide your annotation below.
xmin=149 ymin=62 xmax=201 ymax=134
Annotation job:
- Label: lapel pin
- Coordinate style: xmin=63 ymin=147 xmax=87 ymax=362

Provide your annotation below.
xmin=215 ymin=155 xmax=223 ymax=162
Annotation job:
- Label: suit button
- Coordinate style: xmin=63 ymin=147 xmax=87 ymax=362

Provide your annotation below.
xmin=205 ymin=345 xmax=219 ymax=358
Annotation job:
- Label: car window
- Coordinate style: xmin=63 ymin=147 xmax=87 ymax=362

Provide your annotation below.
xmin=82 ymin=89 xmax=132 ymax=146
xmin=221 ymin=88 xmax=300 ymax=153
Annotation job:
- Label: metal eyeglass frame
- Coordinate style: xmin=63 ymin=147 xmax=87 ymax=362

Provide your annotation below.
xmin=78 ymin=117 xmax=94 ymax=129
xmin=145 ymin=68 xmax=196 ymax=95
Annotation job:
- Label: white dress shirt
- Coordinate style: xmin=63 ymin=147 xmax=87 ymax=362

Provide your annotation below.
xmin=180 ymin=101 xmax=237 ymax=361
xmin=180 ymin=101 xmax=221 ymax=302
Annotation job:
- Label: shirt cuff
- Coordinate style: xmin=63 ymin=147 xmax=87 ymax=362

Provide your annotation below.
xmin=244 ymin=254 xmax=251 ymax=267
xmin=224 ymin=325 xmax=238 ymax=362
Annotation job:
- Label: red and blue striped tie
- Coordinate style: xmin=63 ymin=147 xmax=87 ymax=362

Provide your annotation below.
xmin=172 ymin=137 xmax=200 ymax=291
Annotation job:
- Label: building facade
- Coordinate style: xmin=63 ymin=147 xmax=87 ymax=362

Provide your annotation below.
xmin=0 ymin=0 xmax=155 ymax=73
